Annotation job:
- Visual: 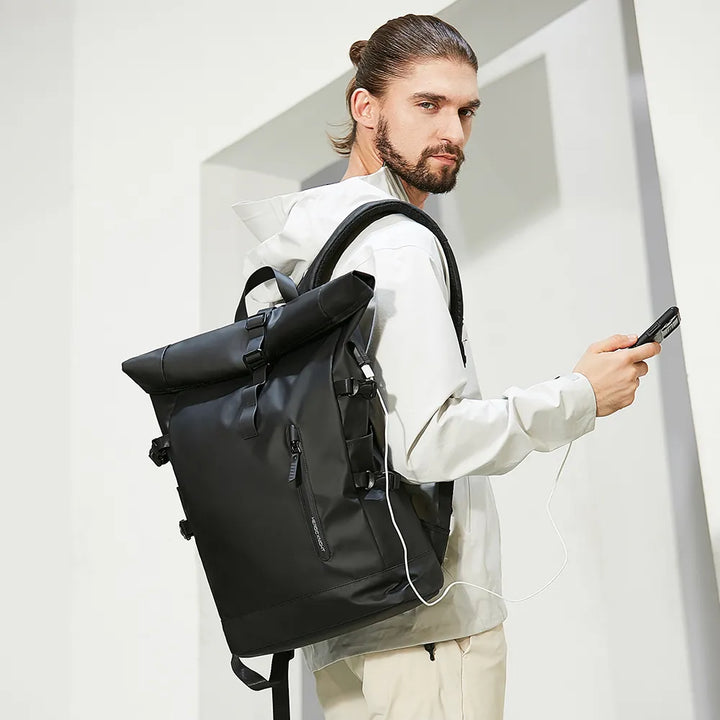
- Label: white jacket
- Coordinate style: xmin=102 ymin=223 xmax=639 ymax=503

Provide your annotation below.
xmin=232 ymin=166 xmax=597 ymax=672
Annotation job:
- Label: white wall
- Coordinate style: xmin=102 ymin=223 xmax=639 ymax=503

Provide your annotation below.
xmin=2 ymin=0 xmax=718 ymax=718
xmin=633 ymin=0 xmax=720 ymax=593
xmin=0 ymin=3 xmax=73 ymax=719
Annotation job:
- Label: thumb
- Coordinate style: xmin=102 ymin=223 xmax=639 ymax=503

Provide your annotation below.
xmin=592 ymin=333 xmax=638 ymax=353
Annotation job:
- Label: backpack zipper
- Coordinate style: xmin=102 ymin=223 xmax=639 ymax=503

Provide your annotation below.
xmin=288 ymin=424 xmax=331 ymax=561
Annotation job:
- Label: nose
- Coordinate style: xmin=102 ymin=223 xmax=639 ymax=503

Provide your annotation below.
xmin=438 ymin=109 xmax=466 ymax=148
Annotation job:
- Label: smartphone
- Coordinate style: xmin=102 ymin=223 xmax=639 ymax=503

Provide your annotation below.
xmin=629 ymin=306 xmax=681 ymax=348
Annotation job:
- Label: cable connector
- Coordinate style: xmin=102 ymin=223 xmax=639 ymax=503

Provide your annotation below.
xmin=351 ymin=344 xmax=375 ymax=380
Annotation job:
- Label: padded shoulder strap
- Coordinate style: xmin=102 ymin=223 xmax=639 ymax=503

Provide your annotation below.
xmin=297 ymin=199 xmax=466 ymax=365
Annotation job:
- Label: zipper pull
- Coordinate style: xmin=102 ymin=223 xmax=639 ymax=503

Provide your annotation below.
xmin=288 ymin=425 xmax=302 ymax=484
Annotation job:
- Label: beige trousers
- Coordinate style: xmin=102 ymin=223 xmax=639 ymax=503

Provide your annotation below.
xmin=313 ymin=624 xmax=507 ymax=720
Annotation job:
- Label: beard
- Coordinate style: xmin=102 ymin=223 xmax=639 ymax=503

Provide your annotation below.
xmin=374 ymin=114 xmax=465 ymax=194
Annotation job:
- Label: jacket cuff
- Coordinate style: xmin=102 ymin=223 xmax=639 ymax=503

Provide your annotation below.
xmin=557 ymin=371 xmax=597 ymax=438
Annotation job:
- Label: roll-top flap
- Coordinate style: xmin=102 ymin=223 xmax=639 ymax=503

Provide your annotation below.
xmin=122 ymin=270 xmax=374 ymax=394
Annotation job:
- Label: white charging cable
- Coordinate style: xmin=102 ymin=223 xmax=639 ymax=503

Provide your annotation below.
xmin=370 ymin=370 xmax=573 ymax=606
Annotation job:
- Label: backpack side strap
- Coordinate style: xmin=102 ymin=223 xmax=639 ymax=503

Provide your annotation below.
xmin=231 ymin=651 xmax=295 ymax=720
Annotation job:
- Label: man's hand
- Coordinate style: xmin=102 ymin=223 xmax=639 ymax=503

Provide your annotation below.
xmin=573 ymin=334 xmax=661 ymax=417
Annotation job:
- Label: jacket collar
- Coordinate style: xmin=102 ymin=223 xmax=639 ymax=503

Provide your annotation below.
xmin=232 ymin=164 xmax=409 ymax=243
xmin=383 ymin=164 xmax=410 ymax=204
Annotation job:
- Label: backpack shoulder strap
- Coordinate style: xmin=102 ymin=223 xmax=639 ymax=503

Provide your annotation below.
xmin=300 ymin=198 xmax=459 ymax=569
xmin=297 ymin=199 xmax=466 ymax=365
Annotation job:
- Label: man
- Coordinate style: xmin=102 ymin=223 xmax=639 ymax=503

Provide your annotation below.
xmin=233 ymin=14 xmax=660 ymax=720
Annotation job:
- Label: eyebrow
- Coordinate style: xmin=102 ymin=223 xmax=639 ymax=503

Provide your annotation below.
xmin=410 ymin=92 xmax=482 ymax=109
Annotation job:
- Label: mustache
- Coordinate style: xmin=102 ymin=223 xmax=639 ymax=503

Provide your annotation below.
xmin=421 ymin=144 xmax=465 ymax=164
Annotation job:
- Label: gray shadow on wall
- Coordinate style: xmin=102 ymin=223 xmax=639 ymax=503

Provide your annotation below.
xmin=455 ymin=55 xmax=560 ymax=257
xmin=442 ymin=0 xmax=585 ymax=65
xmin=302 ymin=159 xmax=345 ymax=190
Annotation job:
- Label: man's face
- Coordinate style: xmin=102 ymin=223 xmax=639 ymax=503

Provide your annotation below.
xmin=373 ymin=58 xmax=480 ymax=194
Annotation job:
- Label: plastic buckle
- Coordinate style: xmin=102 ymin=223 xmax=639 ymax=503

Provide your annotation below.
xmin=355 ymin=470 xmax=399 ymax=491
xmin=361 ymin=471 xmax=377 ymax=491
xmin=245 ymin=310 xmax=269 ymax=330
xmin=384 ymin=471 xmax=401 ymax=491
xmin=179 ymin=519 xmax=194 ymax=540
xmin=355 ymin=378 xmax=377 ymax=399
xmin=149 ymin=435 xmax=170 ymax=466
xmin=337 ymin=377 xmax=377 ymax=398
xmin=242 ymin=347 xmax=267 ymax=371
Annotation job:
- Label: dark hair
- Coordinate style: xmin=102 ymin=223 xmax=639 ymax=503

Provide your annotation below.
xmin=328 ymin=14 xmax=478 ymax=156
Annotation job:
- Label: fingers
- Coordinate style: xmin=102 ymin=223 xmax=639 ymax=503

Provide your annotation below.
xmin=590 ymin=334 xmax=638 ymax=353
xmin=626 ymin=341 xmax=662 ymax=362
xmin=589 ymin=336 xmax=662 ymax=361
xmin=635 ymin=360 xmax=649 ymax=377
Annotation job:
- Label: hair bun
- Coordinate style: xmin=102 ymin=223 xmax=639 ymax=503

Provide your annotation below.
xmin=349 ymin=40 xmax=367 ymax=66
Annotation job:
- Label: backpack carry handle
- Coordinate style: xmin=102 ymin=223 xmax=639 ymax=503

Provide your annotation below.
xmin=235 ymin=266 xmax=299 ymax=322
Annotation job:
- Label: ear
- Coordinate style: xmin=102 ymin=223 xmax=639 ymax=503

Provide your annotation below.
xmin=349 ymin=87 xmax=379 ymax=130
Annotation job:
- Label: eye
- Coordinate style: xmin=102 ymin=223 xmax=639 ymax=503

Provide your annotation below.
xmin=459 ymin=108 xmax=477 ymax=118
xmin=418 ymin=101 xmax=436 ymax=110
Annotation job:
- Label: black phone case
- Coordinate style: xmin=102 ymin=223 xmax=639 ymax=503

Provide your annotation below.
xmin=630 ymin=306 xmax=680 ymax=347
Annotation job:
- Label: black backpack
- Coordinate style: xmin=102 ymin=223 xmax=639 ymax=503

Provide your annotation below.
xmin=121 ymin=199 xmax=466 ymax=720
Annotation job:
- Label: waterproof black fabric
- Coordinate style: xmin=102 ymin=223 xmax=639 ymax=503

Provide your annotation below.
xmin=121 ymin=199 xmax=466 ymax=720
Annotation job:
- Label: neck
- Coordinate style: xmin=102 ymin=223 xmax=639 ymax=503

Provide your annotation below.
xmin=341 ymin=144 xmax=429 ymax=210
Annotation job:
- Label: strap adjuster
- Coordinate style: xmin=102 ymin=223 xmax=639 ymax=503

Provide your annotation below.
xmin=243 ymin=347 xmax=267 ymax=370
xmin=335 ymin=377 xmax=377 ymax=399
xmin=246 ymin=310 xmax=269 ymax=330
xmin=354 ymin=470 xmax=401 ymax=491
xmin=149 ymin=435 xmax=170 ymax=466
xmin=179 ymin=519 xmax=194 ymax=540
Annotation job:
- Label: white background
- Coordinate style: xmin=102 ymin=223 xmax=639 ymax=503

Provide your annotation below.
xmin=1 ymin=0 xmax=718 ymax=718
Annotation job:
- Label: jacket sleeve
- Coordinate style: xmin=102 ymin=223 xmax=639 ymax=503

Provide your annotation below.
xmin=338 ymin=229 xmax=597 ymax=484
